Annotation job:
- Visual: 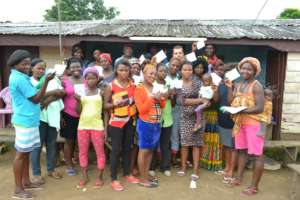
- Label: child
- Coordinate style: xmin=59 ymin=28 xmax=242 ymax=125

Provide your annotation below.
xmin=8 ymin=50 xmax=55 ymax=199
xmin=194 ymin=73 xmax=213 ymax=131
xmin=75 ymin=67 xmax=107 ymax=188
xmin=257 ymin=87 xmax=273 ymax=136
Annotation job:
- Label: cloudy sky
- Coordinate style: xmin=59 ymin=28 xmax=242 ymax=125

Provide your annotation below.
xmin=0 ymin=0 xmax=299 ymax=22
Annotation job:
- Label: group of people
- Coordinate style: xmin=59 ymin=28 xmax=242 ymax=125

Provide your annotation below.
xmin=8 ymin=43 xmax=273 ymax=199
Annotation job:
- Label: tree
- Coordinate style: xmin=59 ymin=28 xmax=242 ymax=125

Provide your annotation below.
xmin=44 ymin=0 xmax=120 ymax=21
xmin=278 ymin=8 xmax=300 ymax=19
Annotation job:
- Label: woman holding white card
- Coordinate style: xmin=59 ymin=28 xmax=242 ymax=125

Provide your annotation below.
xmin=176 ymin=61 xmax=206 ymax=180
xmin=60 ymin=58 xmax=84 ymax=176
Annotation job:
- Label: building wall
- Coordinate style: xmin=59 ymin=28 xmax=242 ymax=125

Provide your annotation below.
xmin=39 ymin=46 xmax=71 ymax=68
xmin=282 ymin=52 xmax=300 ymax=134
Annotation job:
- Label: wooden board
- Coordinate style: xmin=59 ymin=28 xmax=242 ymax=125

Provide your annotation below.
xmin=264 ymin=140 xmax=300 ymax=148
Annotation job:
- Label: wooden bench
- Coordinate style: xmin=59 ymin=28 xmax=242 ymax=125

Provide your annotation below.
xmin=287 ymin=164 xmax=300 ymax=200
xmin=264 ymin=140 xmax=300 ymax=164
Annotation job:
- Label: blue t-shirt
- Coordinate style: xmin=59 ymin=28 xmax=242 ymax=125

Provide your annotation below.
xmin=9 ymin=69 xmax=40 ymax=127
xmin=217 ymin=83 xmax=234 ymax=129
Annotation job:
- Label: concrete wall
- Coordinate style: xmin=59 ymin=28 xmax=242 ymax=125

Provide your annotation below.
xmin=282 ymin=52 xmax=300 ymax=134
xmin=39 ymin=46 xmax=71 ymax=68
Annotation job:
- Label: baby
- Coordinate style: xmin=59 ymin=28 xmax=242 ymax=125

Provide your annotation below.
xmin=194 ymin=73 xmax=214 ymax=131
xmin=257 ymin=87 xmax=273 ymax=136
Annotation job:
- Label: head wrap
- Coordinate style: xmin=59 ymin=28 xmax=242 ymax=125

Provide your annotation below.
xmin=100 ymin=53 xmax=112 ymax=64
xmin=129 ymin=57 xmax=139 ymax=65
xmin=238 ymin=57 xmax=261 ymax=77
xmin=7 ymin=50 xmax=31 ymax=67
xmin=83 ymin=67 xmax=99 ymax=79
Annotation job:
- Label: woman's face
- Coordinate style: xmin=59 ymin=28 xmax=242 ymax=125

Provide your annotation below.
xmin=194 ymin=64 xmax=204 ymax=77
xmin=144 ymin=68 xmax=156 ymax=84
xmin=169 ymin=60 xmax=180 ymax=75
xmin=215 ymin=65 xmax=225 ymax=78
xmin=86 ymin=73 xmax=98 ymax=88
xmin=157 ymin=66 xmax=167 ymax=80
xmin=74 ymin=49 xmax=83 ymax=59
xmin=69 ymin=62 xmax=82 ymax=78
xmin=204 ymin=45 xmax=215 ymax=57
xmin=181 ymin=64 xmax=193 ymax=80
xmin=15 ymin=58 xmax=31 ymax=75
xmin=32 ymin=62 xmax=46 ymax=80
xmin=131 ymin=63 xmax=141 ymax=76
xmin=100 ymin=58 xmax=111 ymax=69
xmin=93 ymin=50 xmax=101 ymax=62
xmin=240 ymin=62 xmax=255 ymax=80
xmin=116 ymin=64 xmax=130 ymax=80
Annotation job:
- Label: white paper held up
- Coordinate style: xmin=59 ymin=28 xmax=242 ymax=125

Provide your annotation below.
xmin=54 ymin=64 xmax=67 ymax=76
xmin=225 ymin=68 xmax=240 ymax=81
xmin=154 ymin=50 xmax=167 ymax=64
xmin=185 ymin=52 xmax=197 ymax=62
xmin=196 ymin=38 xmax=207 ymax=49
xmin=170 ymin=79 xmax=183 ymax=89
xmin=211 ymin=73 xmax=222 ymax=86
xmin=74 ymin=84 xmax=85 ymax=96
xmin=152 ymin=83 xmax=168 ymax=94
xmin=139 ymin=54 xmax=146 ymax=65
xmin=132 ymin=75 xmax=142 ymax=85
xmin=220 ymin=106 xmax=247 ymax=114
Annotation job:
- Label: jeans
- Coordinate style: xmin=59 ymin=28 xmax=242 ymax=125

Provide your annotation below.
xmin=171 ymin=106 xmax=180 ymax=152
xmin=30 ymin=121 xmax=58 ymax=176
xmin=109 ymin=118 xmax=134 ymax=181
xmin=150 ymin=126 xmax=172 ymax=171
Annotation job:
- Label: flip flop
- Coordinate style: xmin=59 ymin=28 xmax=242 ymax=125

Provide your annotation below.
xmin=214 ymin=170 xmax=226 ymax=176
xmin=242 ymin=187 xmax=259 ymax=196
xmin=66 ymin=168 xmax=77 ymax=176
xmin=176 ymin=171 xmax=186 ymax=177
xmin=12 ymin=191 xmax=33 ymax=200
xmin=138 ymin=181 xmax=157 ymax=188
xmin=222 ymin=176 xmax=234 ymax=184
xmin=228 ymin=178 xmax=242 ymax=187
xmin=23 ymin=182 xmax=43 ymax=191
xmin=48 ymin=171 xmax=62 ymax=179
xmin=191 ymin=174 xmax=199 ymax=181
xmin=93 ymin=180 xmax=104 ymax=188
xmin=77 ymin=180 xmax=88 ymax=189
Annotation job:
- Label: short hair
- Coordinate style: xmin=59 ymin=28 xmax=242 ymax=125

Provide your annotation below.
xmin=192 ymin=56 xmax=208 ymax=73
xmin=71 ymin=45 xmax=83 ymax=56
xmin=173 ymin=45 xmax=184 ymax=52
xmin=115 ymin=58 xmax=131 ymax=69
xmin=66 ymin=57 xmax=82 ymax=69
xmin=7 ymin=49 xmax=31 ymax=67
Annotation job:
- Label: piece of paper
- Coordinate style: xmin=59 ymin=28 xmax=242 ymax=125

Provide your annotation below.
xmin=172 ymin=79 xmax=183 ymax=89
xmin=132 ymin=75 xmax=142 ymax=85
xmin=74 ymin=84 xmax=85 ymax=96
xmin=211 ymin=72 xmax=222 ymax=86
xmin=152 ymin=83 xmax=168 ymax=94
xmin=94 ymin=66 xmax=103 ymax=76
xmin=139 ymin=54 xmax=146 ymax=65
xmin=154 ymin=50 xmax=167 ymax=64
xmin=190 ymin=180 xmax=197 ymax=189
xmin=196 ymin=38 xmax=207 ymax=49
xmin=185 ymin=52 xmax=197 ymax=62
xmin=53 ymin=64 xmax=67 ymax=76
xmin=220 ymin=106 xmax=247 ymax=114
xmin=225 ymin=68 xmax=240 ymax=81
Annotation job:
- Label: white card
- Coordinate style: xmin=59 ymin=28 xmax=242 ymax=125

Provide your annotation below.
xmin=196 ymin=38 xmax=207 ymax=49
xmin=139 ymin=54 xmax=146 ymax=65
xmin=94 ymin=66 xmax=103 ymax=76
xmin=225 ymin=68 xmax=240 ymax=81
xmin=74 ymin=84 xmax=85 ymax=96
xmin=211 ymin=72 xmax=222 ymax=86
xmin=221 ymin=106 xmax=247 ymax=114
xmin=132 ymin=75 xmax=142 ymax=85
xmin=172 ymin=79 xmax=183 ymax=89
xmin=185 ymin=52 xmax=197 ymax=62
xmin=152 ymin=83 xmax=167 ymax=94
xmin=53 ymin=64 xmax=67 ymax=76
xmin=154 ymin=50 xmax=167 ymax=64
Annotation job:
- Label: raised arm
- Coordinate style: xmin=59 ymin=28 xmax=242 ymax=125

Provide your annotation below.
xmin=29 ymin=73 xmax=55 ymax=104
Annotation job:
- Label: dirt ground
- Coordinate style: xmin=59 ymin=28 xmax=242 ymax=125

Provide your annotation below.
xmin=0 ymin=149 xmax=294 ymax=200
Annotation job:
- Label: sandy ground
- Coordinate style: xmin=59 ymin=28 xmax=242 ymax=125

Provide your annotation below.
xmin=0 ymin=149 xmax=294 ymax=200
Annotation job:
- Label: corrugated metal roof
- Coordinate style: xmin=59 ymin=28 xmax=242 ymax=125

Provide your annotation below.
xmin=0 ymin=19 xmax=300 ymax=40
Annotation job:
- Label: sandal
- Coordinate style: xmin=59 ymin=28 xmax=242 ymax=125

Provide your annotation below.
xmin=93 ymin=179 xmax=104 ymax=188
xmin=65 ymin=168 xmax=77 ymax=176
xmin=111 ymin=181 xmax=124 ymax=191
xmin=191 ymin=174 xmax=199 ymax=181
xmin=242 ymin=187 xmax=259 ymax=195
xmin=214 ymin=170 xmax=226 ymax=176
xmin=77 ymin=180 xmax=88 ymax=189
xmin=12 ymin=191 xmax=33 ymax=200
xmin=176 ymin=170 xmax=186 ymax=177
xmin=222 ymin=176 xmax=234 ymax=184
xmin=48 ymin=171 xmax=62 ymax=179
xmin=138 ymin=181 xmax=157 ymax=188
xmin=228 ymin=178 xmax=242 ymax=187
xmin=23 ymin=182 xmax=43 ymax=191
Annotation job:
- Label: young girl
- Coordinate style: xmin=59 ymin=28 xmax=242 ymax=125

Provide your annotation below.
xmin=257 ymin=87 xmax=273 ymax=136
xmin=135 ymin=64 xmax=166 ymax=188
xmin=194 ymin=73 xmax=214 ymax=131
xmin=149 ymin=64 xmax=173 ymax=177
xmin=104 ymin=59 xmax=139 ymax=191
xmin=61 ymin=58 xmax=84 ymax=176
xmin=75 ymin=67 xmax=107 ymax=188
xmin=8 ymin=50 xmax=55 ymax=199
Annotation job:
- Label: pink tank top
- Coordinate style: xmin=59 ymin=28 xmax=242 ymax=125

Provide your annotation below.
xmin=62 ymin=78 xmax=79 ymax=118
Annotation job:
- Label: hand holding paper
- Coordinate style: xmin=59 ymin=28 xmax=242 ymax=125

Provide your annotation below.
xmin=196 ymin=38 xmax=207 ymax=49
xmin=185 ymin=52 xmax=197 ymax=62
xmin=225 ymin=68 xmax=240 ymax=81
xmin=211 ymin=73 xmax=222 ymax=86
xmin=74 ymin=84 xmax=85 ymax=96
xmin=153 ymin=83 xmax=168 ymax=94
xmin=53 ymin=64 xmax=67 ymax=76
xmin=220 ymin=106 xmax=247 ymax=114
xmin=154 ymin=50 xmax=167 ymax=64
xmin=139 ymin=54 xmax=146 ymax=65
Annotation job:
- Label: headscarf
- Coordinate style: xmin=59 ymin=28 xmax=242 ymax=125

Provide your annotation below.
xmin=237 ymin=57 xmax=261 ymax=77
xmin=7 ymin=50 xmax=31 ymax=67
xmin=83 ymin=67 xmax=99 ymax=79
xmin=100 ymin=53 xmax=112 ymax=64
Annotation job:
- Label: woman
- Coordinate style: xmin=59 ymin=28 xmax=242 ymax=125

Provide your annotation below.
xmin=204 ymin=44 xmax=218 ymax=72
xmin=134 ymin=64 xmax=166 ymax=188
xmin=87 ymin=49 xmax=102 ymax=68
xmin=8 ymin=50 xmax=55 ymax=199
xmin=71 ymin=45 xmax=89 ymax=70
xmin=226 ymin=57 xmax=264 ymax=195
xmin=176 ymin=61 xmax=207 ymax=180
xmin=60 ymin=58 xmax=84 ymax=176
xmin=104 ymin=59 xmax=139 ymax=191
xmin=30 ymin=59 xmax=65 ymax=185
xmin=100 ymin=53 xmax=114 ymax=85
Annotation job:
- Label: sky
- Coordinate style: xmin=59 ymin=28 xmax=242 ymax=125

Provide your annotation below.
xmin=0 ymin=0 xmax=299 ymax=22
